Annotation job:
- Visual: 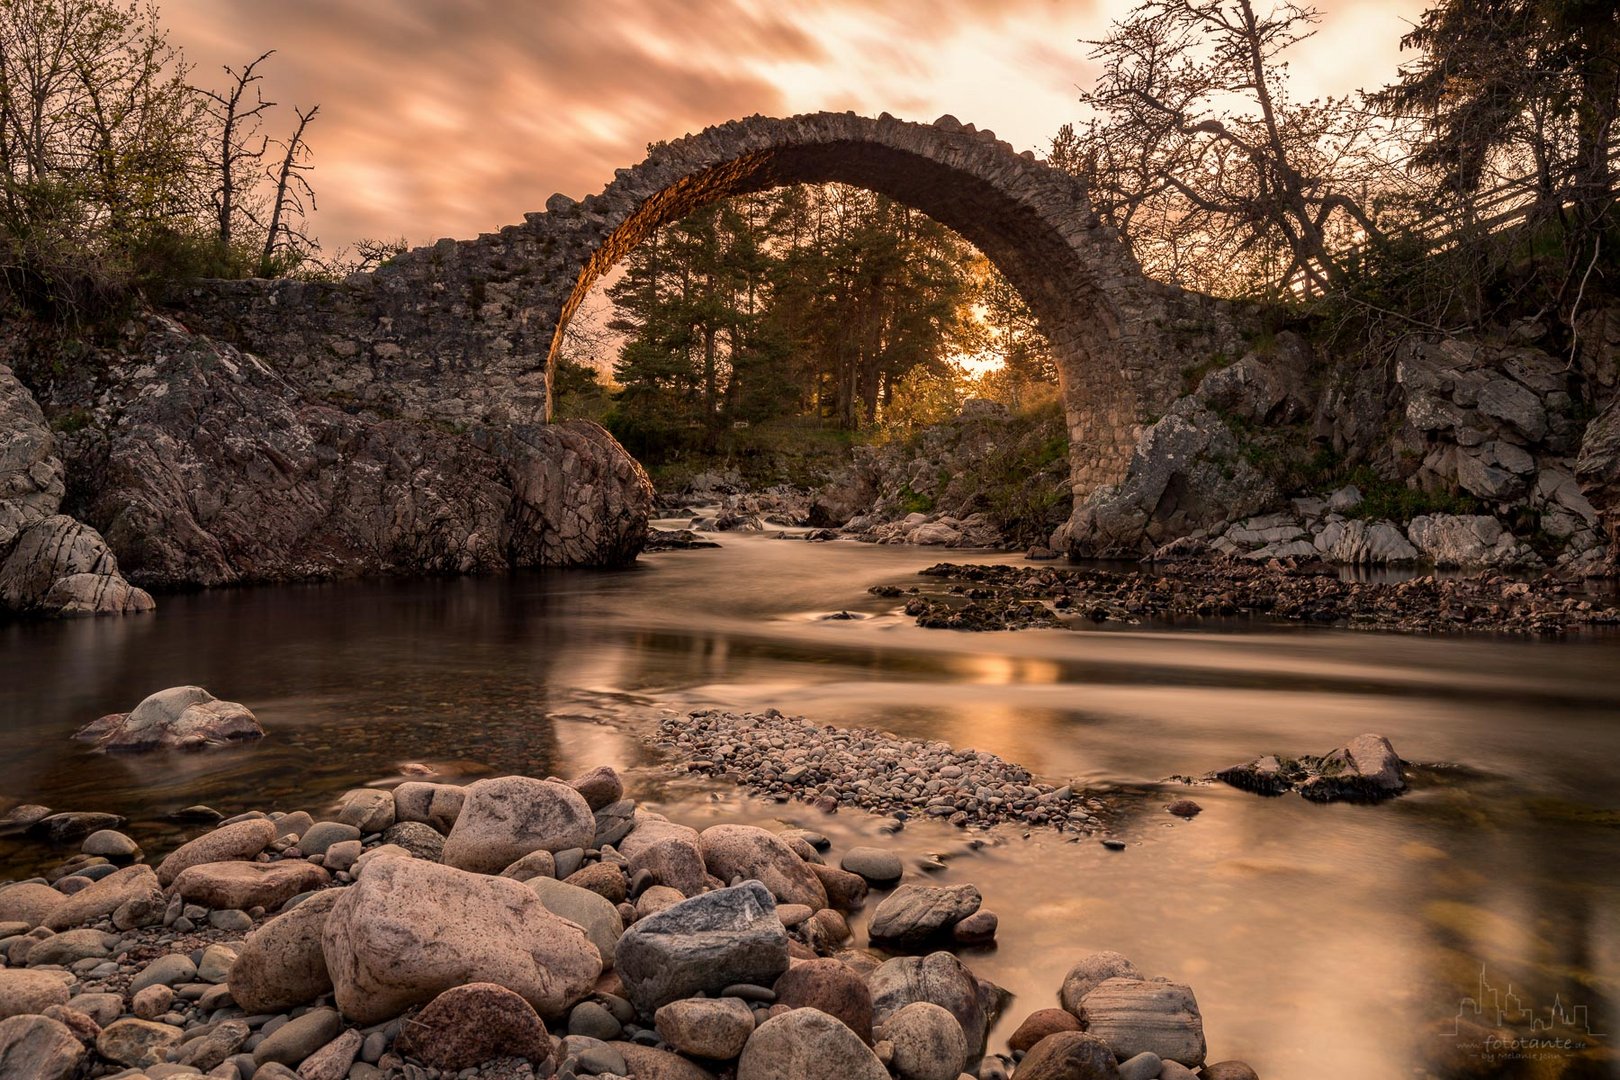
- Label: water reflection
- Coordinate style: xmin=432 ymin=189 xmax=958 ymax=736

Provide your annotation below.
xmin=2 ymin=534 xmax=1617 ymax=1077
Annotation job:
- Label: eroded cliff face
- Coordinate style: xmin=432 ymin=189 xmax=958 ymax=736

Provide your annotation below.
xmin=11 ymin=313 xmax=651 ymax=601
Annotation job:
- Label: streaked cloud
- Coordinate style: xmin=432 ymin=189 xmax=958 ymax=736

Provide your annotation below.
xmin=162 ymin=0 xmax=1426 ymax=248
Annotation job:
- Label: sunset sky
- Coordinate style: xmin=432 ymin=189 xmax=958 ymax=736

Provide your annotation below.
xmin=164 ymin=0 xmax=1427 ymax=251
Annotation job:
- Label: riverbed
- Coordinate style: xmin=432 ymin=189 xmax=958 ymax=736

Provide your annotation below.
xmin=3 ymin=528 xmax=1617 ymax=1078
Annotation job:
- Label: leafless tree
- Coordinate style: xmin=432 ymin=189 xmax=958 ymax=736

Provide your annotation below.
xmin=260 ymin=102 xmax=318 ymax=274
xmin=1060 ymin=0 xmax=1393 ymax=297
xmin=196 ymin=50 xmax=274 ymax=251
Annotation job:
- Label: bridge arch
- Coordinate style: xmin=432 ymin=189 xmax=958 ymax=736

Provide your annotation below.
xmin=528 ymin=112 xmax=1184 ymax=495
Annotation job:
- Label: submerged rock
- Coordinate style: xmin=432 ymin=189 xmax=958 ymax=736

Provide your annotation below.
xmin=1216 ymin=734 xmax=1405 ymax=802
xmin=74 ymin=686 xmax=263 ymax=752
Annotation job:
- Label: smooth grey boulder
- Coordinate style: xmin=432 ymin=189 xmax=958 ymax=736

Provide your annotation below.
xmin=614 ymin=882 xmax=788 ymax=1013
xmin=1078 ymin=977 xmax=1206 ymax=1067
xmin=441 ymin=776 xmax=595 ymax=874
xmin=868 ymin=883 xmax=981 ymax=947
xmin=251 ymin=1006 xmax=341 ymax=1067
xmin=838 ymin=846 xmax=902 ymax=887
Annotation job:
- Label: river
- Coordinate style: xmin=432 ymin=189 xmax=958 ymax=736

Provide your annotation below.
xmin=3 ymin=525 xmax=1617 ymax=1078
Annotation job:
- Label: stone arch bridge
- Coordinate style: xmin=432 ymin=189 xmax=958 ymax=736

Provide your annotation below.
xmin=180 ymin=111 xmax=1237 ymax=522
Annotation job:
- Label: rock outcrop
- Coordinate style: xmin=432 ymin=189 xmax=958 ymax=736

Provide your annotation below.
xmin=42 ymin=316 xmax=650 ymax=590
xmin=0 ymin=364 xmax=151 ymax=618
xmin=1576 ymin=397 xmax=1620 ymax=574
xmin=1061 ymin=399 xmax=1279 ymax=557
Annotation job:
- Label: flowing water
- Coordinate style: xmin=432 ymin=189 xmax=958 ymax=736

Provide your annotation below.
xmin=3 ymin=525 xmax=1618 ymax=1078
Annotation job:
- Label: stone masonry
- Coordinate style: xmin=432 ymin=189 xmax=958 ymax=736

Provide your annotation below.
xmin=173 ymin=112 xmax=1239 ymax=519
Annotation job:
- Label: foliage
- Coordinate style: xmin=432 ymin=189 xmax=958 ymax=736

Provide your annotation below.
xmin=0 ymin=0 xmax=324 ymax=324
xmin=1338 ymin=465 xmax=1479 ymax=522
xmin=577 ymin=182 xmax=1054 ymax=466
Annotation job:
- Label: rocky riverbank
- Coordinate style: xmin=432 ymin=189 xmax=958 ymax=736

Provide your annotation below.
xmin=0 ymin=759 xmax=1259 ymax=1080
xmin=878 ymin=559 xmax=1620 ymax=635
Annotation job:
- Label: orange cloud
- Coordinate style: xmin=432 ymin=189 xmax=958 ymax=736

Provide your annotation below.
xmin=162 ymin=0 xmax=1426 ymax=248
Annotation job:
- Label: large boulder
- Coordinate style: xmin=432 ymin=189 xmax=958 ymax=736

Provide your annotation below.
xmin=391 ymin=782 xmax=465 ymax=833
xmin=321 ymin=855 xmax=600 ymax=1024
xmin=0 ymin=364 xmax=64 ymax=549
xmin=43 ymin=864 xmax=161 ymax=931
xmin=736 ymin=1007 xmax=888 ymax=1080
xmin=156 ymin=818 xmax=277 ymax=885
xmin=1313 ymin=518 xmax=1419 ymax=565
xmin=1077 ymin=977 xmax=1206 ymax=1067
xmin=76 ymin=686 xmax=262 ymax=752
xmin=876 ymin=1001 xmax=967 ymax=1080
xmin=440 ymin=776 xmax=596 ymax=874
xmin=1011 ymin=1031 xmax=1120 ymax=1080
xmin=1061 ymin=400 xmax=1279 ymax=558
xmin=394 ymin=982 xmax=554 ymax=1070
xmin=1059 ymin=952 xmax=1143 ymax=1015
xmin=64 ymin=316 xmax=651 ymax=589
xmin=0 ymin=515 xmax=152 ymax=617
xmin=0 ymin=970 xmax=71 ymax=1018
xmin=1407 ymin=514 xmax=1536 ymax=569
xmin=170 ymin=860 xmax=329 ymax=911
xmin=654 ymin=996 xmax=756 ymax=1060
xmin=0 ymin=1014 xmax=85 ymax=1080
xmin=0 ymin=883 xmax=65 ymax=928
xmin=867 ymin=884 xmax=981 ymax=947
xmin=228 ymin=889 xmax=341 ymax=1014
xmin=614 ymin=882 xmax=789 ymax=1013
xmin=773 ymin=958 xmax=875 ymax=1043
xmin=868 ymin=952 xmax=994 ymax=1056
xmin=698 ymin=825 xmax=827 ymax=909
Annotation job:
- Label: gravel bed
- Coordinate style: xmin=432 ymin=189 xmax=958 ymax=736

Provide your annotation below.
xmin=655 ymin=709 xmax=1106 ymax=832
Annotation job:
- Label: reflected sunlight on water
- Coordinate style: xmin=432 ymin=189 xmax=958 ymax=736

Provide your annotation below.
xmin=2 ymin=532 xmax=1617 ymax=1078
